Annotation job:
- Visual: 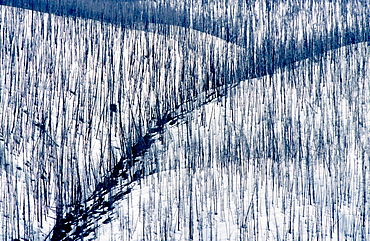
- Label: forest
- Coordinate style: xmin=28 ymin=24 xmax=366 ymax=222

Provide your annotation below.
xmin=0 ymin=0 xmax=370 ymax=240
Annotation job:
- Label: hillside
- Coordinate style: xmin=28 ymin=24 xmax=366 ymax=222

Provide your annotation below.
xmin=0 ymin=1 xmax=369 ymax=240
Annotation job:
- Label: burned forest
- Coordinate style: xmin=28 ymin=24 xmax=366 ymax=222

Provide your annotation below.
xmin=0 ymin=0 xmax=370 ymax=240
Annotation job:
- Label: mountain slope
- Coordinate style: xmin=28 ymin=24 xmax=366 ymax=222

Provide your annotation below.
xmin=0 ymin=1 xmax=369 ymax=240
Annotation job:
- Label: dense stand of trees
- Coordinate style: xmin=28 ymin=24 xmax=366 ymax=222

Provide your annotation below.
xmin=0 ymin=0 xmax=369 ymax=240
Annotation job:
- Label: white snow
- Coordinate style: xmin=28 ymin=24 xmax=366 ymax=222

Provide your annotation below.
xmin=0 ymin=1 xmax=369 ymax=240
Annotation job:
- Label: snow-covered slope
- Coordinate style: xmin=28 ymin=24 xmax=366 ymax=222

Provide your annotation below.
xmin=0 ymin=1 xmax=370 ymax=240
xmin=0 ymin=5 xmax=245 ymax=240
xmin=95 ymin=42 xmax=370 ymax=240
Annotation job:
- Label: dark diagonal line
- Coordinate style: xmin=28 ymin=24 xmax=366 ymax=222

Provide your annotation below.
xmin=1 ymin=0 xmax=369 ymax=239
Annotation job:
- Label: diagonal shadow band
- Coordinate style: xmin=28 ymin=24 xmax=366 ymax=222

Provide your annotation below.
xmin=48 ymin=81 xmax=240 ymax=240
xmin=1 ymin=0 xmax=369 ymax=240
xmin=50 ymin=37 xmax=370 ymax=240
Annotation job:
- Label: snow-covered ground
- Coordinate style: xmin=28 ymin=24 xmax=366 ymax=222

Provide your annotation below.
xmin=0 ymin=1 xmax=370 ymax=240
xmin=96 ymin=42 xmax=370 ymax=240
